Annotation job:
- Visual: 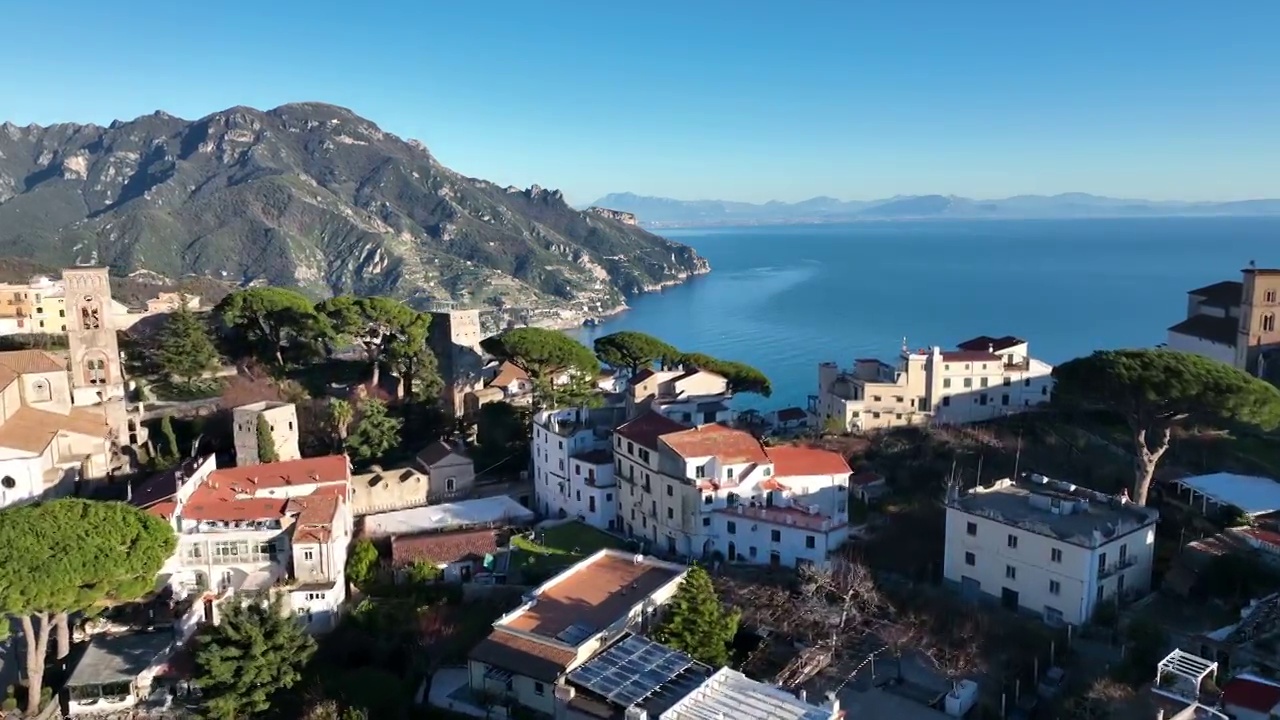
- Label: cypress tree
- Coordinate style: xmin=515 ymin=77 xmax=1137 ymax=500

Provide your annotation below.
xmin=654 ymin=566 xmax=739 ymax=667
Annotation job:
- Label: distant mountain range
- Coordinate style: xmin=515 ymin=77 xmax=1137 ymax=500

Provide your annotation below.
xmin=588 ymin=192 xmax=1280 ymax=227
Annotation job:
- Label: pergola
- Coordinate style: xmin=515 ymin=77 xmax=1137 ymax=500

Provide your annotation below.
xmin=1157 ymin=649 xmax=1218 ymax=699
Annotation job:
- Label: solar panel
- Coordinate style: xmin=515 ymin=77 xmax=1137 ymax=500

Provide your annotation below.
xmin=554 ymin=623 xmax=596 ymax=645
xmin=567 ymin=634 xmax=712 ymax=710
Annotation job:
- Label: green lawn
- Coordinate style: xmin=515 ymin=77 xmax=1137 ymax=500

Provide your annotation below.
xmin=509 ymin=521 xmax=627 ymax=577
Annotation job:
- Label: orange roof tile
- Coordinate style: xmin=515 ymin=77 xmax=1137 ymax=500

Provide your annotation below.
xmin=183 ymin=455 xmax=350 ymax=523
xmin=391 ymin=529 xmax=500 ymax=566
xmin=288 ymin=494 xmax=342 ymax=544
xmin=0 ymin=406 xmax=108 ymax=454
xmin=0 ymin=349 xmax=67 ymax=375
xmin=765 ymin=445 xmax=851 ymax=477
xmin=660 ymin=423 xmax=768 ymax=464
xmin=490 ymin=361 xmax=529 ymax=387
xmin=206 ymin=455 xmax=350 ymax=491
xmin=469 ymin=629 xmax=577 ymax=682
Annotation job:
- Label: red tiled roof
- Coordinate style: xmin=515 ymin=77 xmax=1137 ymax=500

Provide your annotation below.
xmin=469 ymin=629 xmax=577 ymax=682
xmin=0 ymin=349 xmax=67 ymax=375
xmin=765 ymin=445 xmax=851 ymax=477
xmin=760 ymin=478 xmax=788 ymax=492
xmin=207 ymin=455 xmax=350 ymax=491
xmin=776 ymin=407 xmax=807 ymax=423
xmin=288 ymin=494 xmax=341 ymax=544
xmin=661 ymin=424 xmax=768 ymax=464
xmin=490 ymin=361 xmax=529 ymax=387
xmin=1223 ymin=677 xmax=1280 ymax=713
xmin=183 ymin=455 xmax=350 ymax=522
xmin=939 ymin=350 xmax=1001 ymax=363
xmin=614 ymin=411 xmax=686 ymax=449
xmin=391 ymin=529 xmax=500 ymax=566
xmin=956 ymin=335 xmax=1025 ymax=352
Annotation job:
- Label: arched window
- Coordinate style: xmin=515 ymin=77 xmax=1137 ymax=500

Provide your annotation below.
xmin=84 ymin=355 xmax=109 ymax=385
xmin=28 ymin=379 xmax=52 ymax=403
xmin=79 ymin=295 xmax=102 ymax=330
xmin=1264 ymin=313 xmax=1277 ymax=333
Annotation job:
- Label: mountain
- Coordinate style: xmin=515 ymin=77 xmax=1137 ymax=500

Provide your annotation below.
xmin=589 ymin=192 xmax=1280 ymax=227
xmin=0 ymin=104 xmax=708 ymax=326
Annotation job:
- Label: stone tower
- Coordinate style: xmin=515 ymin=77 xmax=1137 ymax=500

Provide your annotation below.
xmin=427 ymin=305 xmax=485 ymax=416
xmin=1235 ymin=266 xmax=1280 ymax=379
xmin=62 ymin=267 xmax=131 ymax=446
xmin=233 ymin=401 xmax=301 ymax=465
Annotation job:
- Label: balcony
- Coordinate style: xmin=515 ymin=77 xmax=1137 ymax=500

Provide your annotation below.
xmin=1098 ymin=556 xmax=1138 ymax=579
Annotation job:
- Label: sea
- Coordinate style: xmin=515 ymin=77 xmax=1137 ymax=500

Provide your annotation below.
xmin=575 ymin=216 xmax=1280 ymax=412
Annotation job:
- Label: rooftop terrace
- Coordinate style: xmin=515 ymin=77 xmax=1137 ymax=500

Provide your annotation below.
xmin=948 ymin=474 xmax=1158 ymax=548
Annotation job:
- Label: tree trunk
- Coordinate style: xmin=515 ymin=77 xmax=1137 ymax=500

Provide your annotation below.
xmin=1131 ymin=425 xmax=1172 ymax=506
xmin=20 ymin=612 xmax=51 ymax=716
xmin=370 ymin=361 xmax=381 ymax=389
xmin=54 ymin=612 xmax=70 ymax=661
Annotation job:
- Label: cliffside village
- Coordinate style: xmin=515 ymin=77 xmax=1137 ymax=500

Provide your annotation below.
xmin=1 ymin=265 xmax=1279 ymax=720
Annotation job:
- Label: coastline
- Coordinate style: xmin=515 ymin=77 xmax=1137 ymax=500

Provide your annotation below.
xmin=529 ymin=266 xmax=711 ymax=332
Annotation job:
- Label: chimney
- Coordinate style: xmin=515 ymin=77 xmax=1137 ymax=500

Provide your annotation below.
xmin=988 ymin=343 xmax=994 ymax=354
xmin=797 ymin=688 xmax=807 ymax=703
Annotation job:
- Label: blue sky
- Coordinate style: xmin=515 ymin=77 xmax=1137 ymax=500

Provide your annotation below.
xmin=3 ymin=1 xmax=1278 ymax=204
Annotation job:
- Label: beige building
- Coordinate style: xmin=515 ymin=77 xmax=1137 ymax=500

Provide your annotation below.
xmin=428 ymin=306 xmax=486 ymax=416
xmin=625 ymin=367 xmax=733 ymax=423
xmin=0 ymin=273 xmax=173 ymax=337
xmin=1167 ymin=265 xmax=1280 ymax=378
xmin=467 ymin=549 xmax=688 ymax=715
xmin=233 ymin=401 xmax=301 ymax=465
xmin=810 ymin=335 xmax=1054 ymax=433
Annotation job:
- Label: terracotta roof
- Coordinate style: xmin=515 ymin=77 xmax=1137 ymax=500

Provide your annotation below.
xmin=0 ymin=349 xmax=66 ymax=375
xmin=183 ymin=455 xmax=350 ymax=522
xmin=1188 ymin=280 xmax=1243 ymax=309
xmin=776 ymin=407 xmax=807 ymax=423
xmin=661 ymin=424 xmax=768 ymax=464
xmin=490 ymin=361 xmax=529 ymax=387
xmin=614 ymin=411 xmax=686 ymax=450
xmin=504 ymin=552 xmax=682 ymax=640
xmin=288 ymin=494 xmax=342 ymax=544
xmin=469 ymin=629 xmax=577 ymax=681
xmin=1168 ymin=314 xmax=1238 ymax=346
xmin=130 ymin=454 xmax=213 ymax=510
xmin=391 ymin=529 xmax=500 ymax=566
xmin=760 ymin=478 xmax=788 ymax=492
xmin=765 ymin=445 xmax=851 ymax=477
xmin=628 ymin=368 xmax=659 ymax=385
xmin=939 ymin=350 xmax=1002 ymax=363
xmin=956 ymin=335 xmax=1025 ymax=352
xmin=0 ymin=406 xmax=108 ymax=454
xmin=417 ymin=440 xmax=467 ymax=468
xmin=1223 ymin=677 xmax=1280 ymax=713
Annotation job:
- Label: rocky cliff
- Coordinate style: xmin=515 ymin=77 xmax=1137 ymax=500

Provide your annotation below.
xmin=0 ymin=103 xmax=708 ymax=323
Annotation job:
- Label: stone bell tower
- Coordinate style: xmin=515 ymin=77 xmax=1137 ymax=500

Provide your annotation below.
xmin=62 ymin=267 xmax=132 ymax=446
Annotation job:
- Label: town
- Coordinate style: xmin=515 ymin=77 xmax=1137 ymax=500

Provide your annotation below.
xmin=0 ymin=264 xmax=1278 ymax=720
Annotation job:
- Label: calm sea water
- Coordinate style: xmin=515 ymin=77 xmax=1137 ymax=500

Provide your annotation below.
xmin=575 ymin=217 xmax=1280 ymax=412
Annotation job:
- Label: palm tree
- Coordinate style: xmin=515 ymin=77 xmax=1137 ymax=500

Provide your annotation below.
xmin=329 ymin=398 xmax=355 ymax=450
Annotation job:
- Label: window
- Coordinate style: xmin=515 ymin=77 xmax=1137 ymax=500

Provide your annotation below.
xmin=445 ymin=477 xmax=456 ymax=492
xmin=1266 ymin=289 xmax=1278 ymax=303
xmin=964 ymin=551 xmax=975 ymax=566
xmin=627 ymin=441 xmax=634 ymax=454
xmin=966 ymin=522 xmax=977 ymax=536
xmin=942 ymin=396 xmax=951 ymax=407
xmin=1263 ymin=313 xmax=1276 ymax=333
xmin=1098 ymin=552 xmax=1107 ymax=576
xmin=727 ymin=521 xmax=736 ymax=535
xmin=666 ymin=485 xmax=673 ymax=496
xmin=871 ymin=395 xmax=881 ymax=402
xmin=1007 ymin=534 xmax=1018 ymax=549
xmin=666 ymin=507 xmax=673 ymax=519
xmin=980 ymin=377 xmax=989 ymax=388
xmin=1003 ymin=377 xmax=1011 ymax=387
xmin=576 ymin=491 xmax=581 ymax=501
xmin=1049 ymin=580 xmax=1061 ymax=595
xmin=695 ymin=466 xmax=705 ymax=479
xmin=534 ymin=682 xmax=545 ymax=696
xmin=1005 ymin=565 xmax=1016 ymax=580
xmin=589 ymin=496 xmax=596 ymax=512
xmin=770 ymin=529 xmax=781 ymax=542
xmin=1051 ymin=548 xmax=1063 ymax=563
xmin=961 ymin=378 xmax=971 ymax=388
xmin=703 ymin=494 xmax=713 ymax=505
xmin=606 ymin=493 xmax=612 ymax=501
xmin=1119 ymin=544 xmax=1128 ymax=562
xmin=1097 ymin=585 xmax=1105 ymax=602
xmin=1041 ymin=386 xmax=1048 ymax=396
xmin=303 ymin=549 xmax=314 ymax=561
xmin=1024 ymin=378 xmax=1031 ymax=387
xmin=726 ymin=468 xmax=735 ymax=480
xmin=942 ymin=378 xmax=952 ymax=388
xmin=806 ymin=535 xmax=815 ymax=549
xmin=702 ymin=517 xmax=710 ymax=527
xmin=79 ymin=297 xmax=102 ymax=330
xmin=28 ymin=379 xmax=52 ymax=403
xmin=749 ymin=546 xmax=758 ymax=558
xmin=1001 ymin=393 xmax=1010 ymax=406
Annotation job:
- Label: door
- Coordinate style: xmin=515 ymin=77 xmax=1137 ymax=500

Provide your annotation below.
xmin=1001 ymin=587 xmax=1019 ymax=611
xmin=769 ymin=551 xmax=781 ymax=569
xmin=460 ymin=564 xmax=473 ymax=583
xmin=960 ymin=576 xmax=981 ymax=599
xmin=727 ymin=542 xmax=737 ymax=562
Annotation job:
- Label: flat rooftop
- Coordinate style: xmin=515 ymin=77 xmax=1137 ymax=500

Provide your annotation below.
xmin=662 ymin=667 xmax=835 ymax=720
xmin=500 ymin=550 xmax=684 ymax=643
xmin=950 ymin=475 xmax=1157 ymax=548
xmin=362 ymin=494 xmax=535 ymax=536
xmin=66 ymin=632 xmax=174 ymax=688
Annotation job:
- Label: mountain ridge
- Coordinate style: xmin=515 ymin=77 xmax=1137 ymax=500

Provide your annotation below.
xmin=589 ymin=192 xmax=1280 ymax=227
xmin=0 ymin=103 xmax=708 ymax=328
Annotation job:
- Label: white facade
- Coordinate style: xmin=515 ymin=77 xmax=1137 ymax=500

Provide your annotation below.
xmin=1166 ymin=330 xmax=1237 ymax=367
xmin=532 ymin=406 xmax=624 ymax=531
xmin=943 ymin=476 xmax=1158 ymax=625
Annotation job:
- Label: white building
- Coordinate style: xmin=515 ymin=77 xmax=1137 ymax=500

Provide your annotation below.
xmin=659 ymin=666 xmax=839 ymax=720
xmin=625 ymin=367 xmax=733 ymax=424
xmin=232 ymin=401 xmax=301 ymax=465
xmin=532 ymin=406 xmax=627 ymax=530
xmin=467 ymin=549 xmax=688 ymax=716
xmin=132 ymin=454 xmax=354 ymax=633
xmin=943 ymin=474 xmax=1159 ymax=625
xmin=615 ymin=414 xmax=852 ymax=567
xmin=811 ymin=335 xmax=1054 ymax=433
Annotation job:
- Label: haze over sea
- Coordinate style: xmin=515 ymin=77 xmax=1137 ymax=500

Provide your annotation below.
xmin=577 ymin=217 xmax=1280 ymax=412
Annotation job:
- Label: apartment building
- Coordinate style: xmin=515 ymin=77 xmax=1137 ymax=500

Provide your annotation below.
xmin=1167 ymin=265 xmax=1280 ymax=378
xmin=625 ymin=367 xmax=733 ymax=423
xmin=132 ymin=454 xmax=354 ymax=633
xmin=942 ymin=474 xmax=1159 ymax=625
xmin=0 ymin=273 xmax=167 ymax=336
xmin=810 ymin=335 xmax=1054 ymax=433
xmin=532 ymin=406 xmax=627 ymax=529
xmin=615 ymin=414 xmax=851 ymax=566
xmin=467 ymin=549 xmax=688 ymax=715
xmin=232 ymin=401 xmax=301 ymax=465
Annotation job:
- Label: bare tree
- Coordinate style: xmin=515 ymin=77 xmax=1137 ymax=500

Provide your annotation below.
xmin=797 ymin=557 xmax=886 ymax=644
xmin=878 ymin=613 xmax=928 ymax=681
xmin=923 ymin=616 xmax=986 ymax=695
